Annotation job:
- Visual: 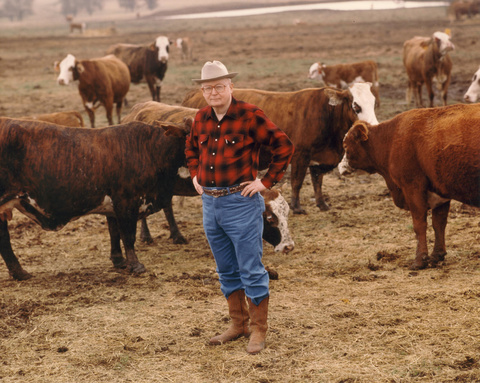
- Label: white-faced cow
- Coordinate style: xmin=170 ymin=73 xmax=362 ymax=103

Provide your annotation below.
xmin=308 ymin=60 xmax=380 ymax=107
xmin=340 ymin=104 xmax=480 ymax=270
xmin=106 ymin=36 xmax=171 ymax=102
xmin=0 ymin=116 xmax=191 ymax=281
xmin=56 ymin=54 xmax=130 ymax=128
xmin=182 ymin=83 xmax=378 ymax=214
xmin=403 ymin=31 xmax=455 ymax=108
xmin=176 ymin=37 xmax=193 ymax=61
xmin=21 ymin=110 xmax=85 ymax=127
xmin=463 ymin=66 xmax=480 ymax=103
xmin=121 ymin=101 xmax=295 ymax=253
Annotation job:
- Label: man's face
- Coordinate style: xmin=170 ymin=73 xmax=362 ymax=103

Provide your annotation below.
xmin=201 ymin=78 xmax=233 ymax=110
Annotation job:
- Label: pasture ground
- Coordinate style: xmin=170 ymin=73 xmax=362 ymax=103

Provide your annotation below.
xmin=1 ymin=3 xmax=480 ymax=382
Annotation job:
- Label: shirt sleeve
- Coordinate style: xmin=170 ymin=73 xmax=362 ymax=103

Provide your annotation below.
xmin=251 ymin=109 xmax=294 ymax=189
xmin=185 ymin=114 xmax=200 ymax=179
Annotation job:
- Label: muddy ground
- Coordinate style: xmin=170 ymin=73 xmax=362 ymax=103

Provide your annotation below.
xmin=1 ymin=3 xmax=480 ymax=383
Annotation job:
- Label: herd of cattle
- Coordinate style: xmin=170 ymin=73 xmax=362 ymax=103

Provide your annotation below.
xmin=1 ymin=23 xmax=480 ymax=281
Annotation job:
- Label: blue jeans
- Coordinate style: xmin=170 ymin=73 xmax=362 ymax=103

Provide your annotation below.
xmin=202 ymin=188 xmax=269 ymax=306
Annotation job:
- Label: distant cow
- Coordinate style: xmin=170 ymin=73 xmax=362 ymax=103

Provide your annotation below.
xmin=340 ymin=104 xmax=480 ymax=270
xmin=463 ymin=66 xmax=480 ymax=102
xmin=21 ymin=110 xmax=85 ymax=127
xmin=121 ymin=101 xmax=295 ymax=253
xmin=0 ymin=116 xmax=191 ymax=281
xmin=182 ymin=83 xmax=378 ymax=214
xmin=308 ymin=60 xmax=380 ymax=107
xmin=176 ymin=37 xmax=193 ymax=61
xmin=106 ymin=36 xmax=171 ymax=102
xmin=448 ymin=0 xmax=480 ymax=21
xmin=403 ymin=31 xmax=455 ymax=108
xmin=56 ymin=54 xmax=130 ymax=128
xmin=69 ymin=22 xmax=86 ymax=34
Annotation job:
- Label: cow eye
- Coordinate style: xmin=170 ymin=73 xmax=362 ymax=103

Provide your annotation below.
xmin=353 ymin=102 xmax=362 ymax=114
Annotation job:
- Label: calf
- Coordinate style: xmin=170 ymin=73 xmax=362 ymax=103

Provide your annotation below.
xmin=340 ymin=104 xmax=480 ymax=270
xmin=106 ymin=36 xmax=171 ymax=102
xmin=69 ymin=22 xmax=86 ymax=34
xmin=182 ymin=83 xmax=378 ymax=214
xmin=176 ymin=37 xmax=193 ymax=61
xmin=56 ymin=54 xmax=130 ymax=128
xmin=463 ymin=66 xmax=480 ymax=103
xmin=0 ymin=117 xmax=190 ymax=280
xmin=403 ymin=31 xmax=455 ymax=107
xmin=308 ymin=60 xmax=380 ymax=107
xmin=121 ymin=101 xmax=295 ymax=253
xmin=22 ymin=110 xmax=84 ymax=127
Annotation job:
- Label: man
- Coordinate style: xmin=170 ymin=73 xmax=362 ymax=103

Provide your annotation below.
xmin=185 ymin=61 xmax=294 ymax=354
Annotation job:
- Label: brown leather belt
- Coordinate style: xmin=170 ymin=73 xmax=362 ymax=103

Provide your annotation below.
xmin=203 ymin=184 xmax=247 ymax=198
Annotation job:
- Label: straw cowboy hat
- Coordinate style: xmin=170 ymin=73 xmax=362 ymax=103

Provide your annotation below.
xmin=192 ymin=60 xmax=238 ymax=83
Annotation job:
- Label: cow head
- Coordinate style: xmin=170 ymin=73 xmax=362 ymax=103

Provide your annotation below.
xmin=56 ymin=54 xmax=81 ymax=85
xmin=261 ymin=188 xmax=294 ymax=253
xmin=339 ymin=121 xmax=375 ymax=176
xmin=155 ymin=116 xmax=193 ymax=138
xmin=464 ymin=66 xmax=480 ymax=103
xmin=150 ymin=36 xmax=171 ymax=63
xmin=432 ymin=31 xmax=455 ymax=56
xmin=308 ymin=62 xmax=321 ymax=80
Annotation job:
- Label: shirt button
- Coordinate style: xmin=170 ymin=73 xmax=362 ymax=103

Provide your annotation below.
xmin=215 ymin=138 xmax=218 ymax=141
xmin=217 ymin=125 xmax=220 ymax=128
xmin=210 ymin=166 xmax=213 ymax=169
xmin=213 ymin=152 xmax=216 ymax=155
xmin=211 ymin=181 xmax=214 ymax=184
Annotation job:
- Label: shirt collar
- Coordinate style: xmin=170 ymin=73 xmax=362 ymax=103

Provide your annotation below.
xmin=205 ymin=97 xmax=240 ymax=121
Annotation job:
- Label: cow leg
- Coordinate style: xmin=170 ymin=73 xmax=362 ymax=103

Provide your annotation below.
xmin=115 ymin=101 xmax=123 ymax=124
xmin=113 ymin=205 xmax=146 ymax=275
xmin=146 ymin=76 xmax=157 ymax=101
xmin=290 ymin=155 xmax=309 ymax=214
xmin=139 ymin=218 xmax=153 ymax=244
xmin=107 ymin=216 xmax=127 ymax=269
xmin=407 ymin=194 xmax=430 ymax=270
xmin=105 ymin=100 xmax=114 ymax=126
xmin=440 ymin=81 xmax=450 ymax=106
xmin=425 ymin=79 xmax=435 ymax=108
xmin=309 ymin=165 xmax=329 ymax=211
xmin=0 ymin=220 xmax=32 ymax=281
xmin=155 ymin=85 xmax=161 ymax=102
xmin=85 ymin=105 xmax=95 ymax=128
xmin=415 ymin=84 xmax=424 ymax=107
xmin=163 ymin=204 xmax=188 ymax=244
xmin=430 ymin=201 xmax=450 ymax=267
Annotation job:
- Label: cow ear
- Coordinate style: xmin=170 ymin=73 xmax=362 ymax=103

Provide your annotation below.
xmin=183 ymin=116 xmax=194 ymax=129
xmin=148 ymin=43 xmax=156 ymax=51
xmin=155 ymin=120 xmax=186 ymax=137
xmin=76 ymin=62 xmax=85 ymax=74
xmin=325 ymin=88 xmax=344 ymax=106
xmin=351 ymin=121 xmax=369 ymax=142
xmin=53 ymin=61 xmax=60 ymax=72
xmin=420 ymin=38 xmax=431 ymax=49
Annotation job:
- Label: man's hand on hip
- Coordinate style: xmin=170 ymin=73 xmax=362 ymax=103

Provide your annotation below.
xmin=241 ymin=179 xmax=266 ymax=197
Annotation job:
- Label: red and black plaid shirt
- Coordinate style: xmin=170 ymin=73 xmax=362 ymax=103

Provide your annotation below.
xmin=185 ymin=97 xmax=294 ymax=189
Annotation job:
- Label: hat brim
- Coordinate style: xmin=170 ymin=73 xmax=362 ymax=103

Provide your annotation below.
xmin=192 ymin=72 xmax=238 ymax=84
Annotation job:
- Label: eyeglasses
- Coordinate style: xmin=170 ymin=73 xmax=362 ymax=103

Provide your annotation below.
xmin=201 ymin=84 xmax=227 ymax=94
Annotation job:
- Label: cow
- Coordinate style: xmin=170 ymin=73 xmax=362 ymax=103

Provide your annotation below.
xmin=121 ymin=101 xmax=295 ymax=253
xmin=340 ymin=103 xmax=480 ymax=270
xmin=21 ymin=110 xmax=85 ymax=127
xmin=181 ymin=83 xmax=378 ymax=214
xmin=0 ymin=116 xmax=190 ymax=281
xmin=463 ymin=66 xmax=480 ymax=103
xmin=447 ymin=0 xmax=480 ymax=21
xmin=106 ymin=36 xmax=171 ymax=102
xmin=403 ymin=31 xmax=455 ymax=108
xmin=56 ymin=54 xmax=130 ymax=128
xmin=176 ymin=37 xmax=193 ymax=61
xmin=69 ymin=22 xmax=86 ymax=34
xmin=308 ymin=60 xmax=380 ymax=107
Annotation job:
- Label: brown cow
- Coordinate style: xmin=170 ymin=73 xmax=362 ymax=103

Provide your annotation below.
xmin=0 ymin=116 xmax=191 ymax=281
xmin=22 ymin=110 xmax=84 ymax=127
xmin=447 ymin=0 xmax=480 ymax=21
xmin=56 ymin=54 xmax=130 ymax=128
xmin=121 ymin=101 xmax=295 ymax=253
xmin=176 ymin=37 xmax=193 ymax=61
xmin=340 ymin=103 xmax=480 ymax=270
xmin=69 ymin=22 xmax=86 ymax=34
xmin=182 ymin=84 xmax=378 ymax=214
xmin=106 ymin=36 xmax=171 ymax=102
xmin=308 ymin=60 xmax=380 ymax=107
xmin=403 ymin=31 xmax=455 ymax=108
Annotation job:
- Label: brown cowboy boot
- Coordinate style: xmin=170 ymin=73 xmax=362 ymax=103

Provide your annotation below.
xmin=209 ymin=290 xmax=250 ymax=345
xmin=246 ymin=296 xmax=269 ymax=354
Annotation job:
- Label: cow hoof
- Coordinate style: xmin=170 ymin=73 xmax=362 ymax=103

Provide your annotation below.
xmin=409 ymin=259 xmax=429 ymax=270
xmin=172 ymin=235 xmax=188 ymax=245
xmin=292 ymin=208 xmax=307 ymax=215
xmin=111 ymin=257 xmax=127 ymax=269
xmin=11 ymin=269 xmax=33 ymax=281
xmin=130 ymin=263 xmax=147 ymax=275
xmin=140 ymin=236 xmax=154 ymax=245
xmin=316 ymin=202 xmax=330 ymax=211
